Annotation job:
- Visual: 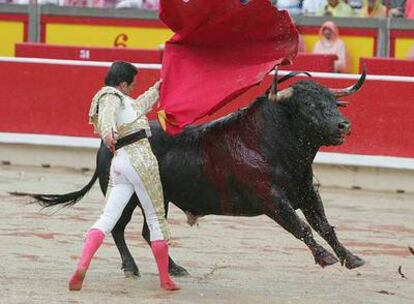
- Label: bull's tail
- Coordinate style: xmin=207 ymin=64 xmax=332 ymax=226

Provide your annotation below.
xmin=10 ymin=169 xmax=99 ymax=208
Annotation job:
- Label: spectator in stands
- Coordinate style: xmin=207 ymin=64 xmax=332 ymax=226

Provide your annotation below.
xmin=348 ymin=0 xmax=363 ymax=12
xmin=302 ymin=0 xmax=327 ymax=15
xmin=384 ymin=0 xmax=406 ymax=17
xmin=142 ymin=0 xmax=159 ymax=10
xmin=323 ymin=0 xmax=355 ymax=16
xmin=116 ymin=0 xmax=158 ymax=9
xmin=313 ymin=21 xmax=350 ymax=73
xmin=116 ymin=0 xmax=139 ymax=8
xmin=275 ymin=0 xmax=303 ymax=15
xmin=359 ymin=0 xmax=387 ymax=17
xmin=406 ymin=0 xmax=414 ymax=18
xmin=62 ymin=0 xmax=86 ymax=6
xmin=62 ymin=0 xmax=116 ymax=7
xmin=14 ymin=0 xmax=60 ymax=4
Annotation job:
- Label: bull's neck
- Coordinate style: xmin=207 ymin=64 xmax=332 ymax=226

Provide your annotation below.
xmin=255 ymin=100 xmax=320 ymax=164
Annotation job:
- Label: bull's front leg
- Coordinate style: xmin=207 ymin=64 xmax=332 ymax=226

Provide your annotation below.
xmin=265 ymin=189 xmax=339 ymax=268
xmin=301 ymin=190 xmax=365 ymax=269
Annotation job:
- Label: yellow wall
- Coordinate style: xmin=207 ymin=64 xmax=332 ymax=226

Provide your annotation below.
xmin=0 ymin=21 xmax=25 ymax=56
xmin=303 ymin=34 xmax=374 ymax=73
xmin=46 ymin=24 xmax=173 ymax=49
xmin=394 ymin=38 xmax=414 ymax=59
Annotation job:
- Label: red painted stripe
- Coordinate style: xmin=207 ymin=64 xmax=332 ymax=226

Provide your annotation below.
xmin=390 ymin=29 xmax=414 ymax=39
xmin=0 ymin=13 xmax=28 ymax=22
xmin=40 ymin=21 xmax=46 ymax=43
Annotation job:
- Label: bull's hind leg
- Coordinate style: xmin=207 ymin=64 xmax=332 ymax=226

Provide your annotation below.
xmin=139 ymin=203 xmax=190 ymax=277
xmin=265 ymin=191 xmax=338 ymax=268
xmin=301 ymin=191 xmax=365 ymax=269
xmin=112 ymin=196 xmax=140 ymax=277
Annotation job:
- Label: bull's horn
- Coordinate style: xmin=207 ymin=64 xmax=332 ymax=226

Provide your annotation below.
xmin=336 ymin=101 xmax=350 ymax=107
xmin=329 ymin=65 xmax=367 ymax=98
xmin=268 ymin=67 xmax=294 ymax=102
xmin=268 ymin=66 xmax=278 ymax=101
xmin=268 ymin=87 xmax=293 ymax=102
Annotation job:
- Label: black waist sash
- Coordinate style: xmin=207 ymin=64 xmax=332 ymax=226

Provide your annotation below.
xmin=115 ymin=130 xmax=147 ymax=151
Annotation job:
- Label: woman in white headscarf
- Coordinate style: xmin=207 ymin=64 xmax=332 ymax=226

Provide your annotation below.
xmin=313 ymin=21 xmax=350 ymax=73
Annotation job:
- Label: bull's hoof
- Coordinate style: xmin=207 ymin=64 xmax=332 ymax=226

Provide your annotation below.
xmin=169 ymin=263 xmax=190 ymax=277
xmin=341 ymin=253 xmax=365 ymax=269
xmin=314 ymin=250 xmax=339 ymax=268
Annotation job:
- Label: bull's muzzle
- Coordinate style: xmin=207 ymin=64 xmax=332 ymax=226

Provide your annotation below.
xmin=329 ymin=119 xmax=352 ymax=145
xmin=338 ymin=119 xmax=351 ymax=135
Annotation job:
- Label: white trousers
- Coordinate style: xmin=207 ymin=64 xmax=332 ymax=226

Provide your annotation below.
xmin=91 ymin=148 xmax=166 ymax=241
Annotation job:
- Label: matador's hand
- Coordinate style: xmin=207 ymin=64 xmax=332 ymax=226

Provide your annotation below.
xmin=154 ymin=79 xmax=163 ymax=90
xmin=104 ymin=130 xmax=118 ymax=153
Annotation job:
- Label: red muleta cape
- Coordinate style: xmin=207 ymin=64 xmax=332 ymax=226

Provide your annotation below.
xmin=157 ymin=0 xmax=299 ymax=135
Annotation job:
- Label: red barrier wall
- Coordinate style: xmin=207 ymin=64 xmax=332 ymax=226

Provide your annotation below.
xmin=15 ymin=43 xmax=163 ymax=63
xmin=14 ymin=43 xmax=335 ymax=72
xmin=280 ymin=53 xmax=336 ymax=72
xmin=0 ymin=60 xmax=413 ymax=159
xmin=359 ymin=57 xmax=414 ymax=76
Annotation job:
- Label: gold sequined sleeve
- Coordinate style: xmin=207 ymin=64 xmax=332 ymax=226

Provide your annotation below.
xmin=134 ymin=83 xmax=160 ymax=117
xmin=97 ymin=94 xmax=120 ymax=138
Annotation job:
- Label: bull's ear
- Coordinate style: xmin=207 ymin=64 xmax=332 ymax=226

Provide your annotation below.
xmin=268 ymin=87 xmax=293 ymax=103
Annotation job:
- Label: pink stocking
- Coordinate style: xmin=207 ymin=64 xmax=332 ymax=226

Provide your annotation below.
xmin=151 ymin=240 xmax=180 ymax=291
xmin=68 ymin=229 xmax=105 ymax=291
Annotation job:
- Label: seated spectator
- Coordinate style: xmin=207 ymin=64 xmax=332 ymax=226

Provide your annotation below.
xmin=324 ymin=0 xmax=355 ymax=17
xmin=116 ymin=0 xmax=158 ymax=9
xmin=384 ymin=0 xmax=406 ymax=17
xmin=276 ymin=0 xmax=303 ymax=15
xmin=302 ymin=0 xmax=327 ymax=15
xmin=13 ymin=0 xmax=60 ymax=4
xmin=313 ymin=21 xmax=350 ymax=73
xmin=116 ymin=0 xmax=143 ymax=8
xmin=359 ymin=0 xmax=387 ymax=17
xmin=62 ymin=0 xmax=87 ymax=6
xmin=142 ymin=0 xmax=159 ymax=10
xmin=407 ymin=0 xmax=414 ymax=18
xmin=348 ymin=0 xmax=363 ymax=11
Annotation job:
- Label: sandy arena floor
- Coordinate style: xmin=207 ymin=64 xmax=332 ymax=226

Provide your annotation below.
xmin=0 ymin=164 xmax=413 ymax=304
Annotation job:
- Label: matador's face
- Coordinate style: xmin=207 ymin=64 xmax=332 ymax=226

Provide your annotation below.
xmin=119 ymin=77 xmax=137 ymax=96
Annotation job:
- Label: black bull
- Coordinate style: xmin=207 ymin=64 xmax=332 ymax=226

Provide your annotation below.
xmin=28 ymin=72 xmax=367 ymax=277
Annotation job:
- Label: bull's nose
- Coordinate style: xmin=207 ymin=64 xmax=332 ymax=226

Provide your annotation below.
xmin=338 ymin=120 xmax=351 ymax=132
